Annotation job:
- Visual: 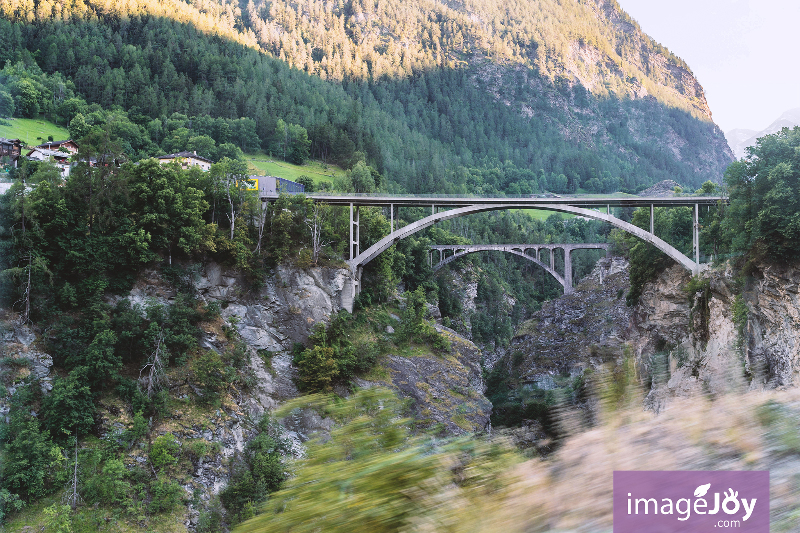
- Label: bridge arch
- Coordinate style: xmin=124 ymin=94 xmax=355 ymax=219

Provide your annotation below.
xmin=347 ymin=203 xmax=699 ymax=280
xmin=433 ymin=247 xmax=565 ymax=287
xmin=433 ymin=248 xmax=572 ymax=288
xmin=431 ymin=243 xmax=611 ymax=294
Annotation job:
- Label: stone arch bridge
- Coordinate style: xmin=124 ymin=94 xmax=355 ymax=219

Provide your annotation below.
xmin=429 ymin=243 xmax=611 ymax=294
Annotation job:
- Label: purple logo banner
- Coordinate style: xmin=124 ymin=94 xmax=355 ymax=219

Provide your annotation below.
xmin=614 ymin=471 xmax=769 ymax=532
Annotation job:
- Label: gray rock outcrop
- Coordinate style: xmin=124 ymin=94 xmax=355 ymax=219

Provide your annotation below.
xmin=506 ymin=256 xmax=633 ymax=384
xmin=0 ymin=323 xmax=55 ymax=421
xmin=634 ymin=262 xmax=742 ymax=406
xmin=499 ymin=256 xmax=751 ymax=415
xmin=359 ymin=328 xmax=492 ymax=436
xmin=744 ymin=263 xmax=800 ymax=387
xmin=196 ymin=262 xmax=352 ymax=352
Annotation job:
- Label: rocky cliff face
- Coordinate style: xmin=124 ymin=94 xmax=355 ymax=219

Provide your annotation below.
xmin=629 ymin=258 xmax=800 ymax=401
xmin=0 ymin=263 xmax=356 ymax=529
xmin=0 ymin=321 xmax=54 ymax=424
xmin=197 ymin=262 xmax=353 ymax=354
xmin=631 ymin=262 xmax=743 ymax=409
xmin=503 ymin=256 xmax=633 ymax=386
xmin=2 ymin=260 xmax=494 ymax=529
xmin=358 ymin=325 xmax=492 ymax=435
xmin=500 ymin=252 xmax=800 ymax=421
xmin=743 ymin=263 xmax=800 ymax=388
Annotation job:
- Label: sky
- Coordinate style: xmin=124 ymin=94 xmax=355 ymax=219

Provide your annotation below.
xmin=618 ymin=0 xmax=800 ymax=133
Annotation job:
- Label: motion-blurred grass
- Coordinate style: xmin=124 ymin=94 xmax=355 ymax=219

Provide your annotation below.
xmin=237 ymin=366 xmax=800 ymax=532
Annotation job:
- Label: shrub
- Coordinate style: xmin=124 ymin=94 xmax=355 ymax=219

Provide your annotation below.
xmin=40 ymin=371 xmax=95 ymax=441
xmin=220 ymin=417 xmax=288 ymax=523
xmin=122 ymin=410 xmax=148 ymax=449
xmin=43 ymin=504 xmax=72 ymax=533
xmin=147 ymin=476 xmax=183 ymax=514
xmin=82 ymin=458 xmax=130 ymax=506
xmin=149 ymin=433 xmax=180 ymax=471
xmin=196 ymin=501 xmax=225 ymax=533
xmin=184 ymin=439 xmax=220 ymax=466
xmin=354 ymin=341 xmax=380 ymax=373
xmin=204 ymin=300 xmax=221 ymax=320
xmin=1 ymin=417 xmax=63 ymax=502
xmin=756 ymin=400 xmax=800 ymax=456
xmin=0 ymin=489 xmax=24 ymax=522
xmin=294 ymin=345 xmax=338 ymax=392
xmin=192 ymin=351 xmax=233 ymax=405
xmin=395 ymin=287 xmax=451 ymax=352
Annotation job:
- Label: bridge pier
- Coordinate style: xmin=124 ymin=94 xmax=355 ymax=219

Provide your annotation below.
xmin=349 ymin=204 xmax=360 ymax=260
xmin=694 ymin=203 xmax=699 ymax=275
xmin=342 ymin=276 xmax=355 ymax=313
xmin=650 ymin=204 xmax=654 ymax=234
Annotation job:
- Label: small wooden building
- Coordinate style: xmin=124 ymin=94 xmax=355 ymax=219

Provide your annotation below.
xmin=35 ymin=139 xmax=79 ymax=154
xmin=26 ymin=147 xmax=72 ymax=177
xmin=0 ymin=138 xmax=23 ymax=166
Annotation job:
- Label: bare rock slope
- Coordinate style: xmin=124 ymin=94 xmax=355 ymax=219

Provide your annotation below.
xmin=367 ymin=326 xmax=492 ymax=435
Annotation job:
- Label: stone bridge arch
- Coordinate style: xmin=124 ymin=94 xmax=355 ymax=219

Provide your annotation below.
xmin=429 ymin=243 xmax=611 ymax=294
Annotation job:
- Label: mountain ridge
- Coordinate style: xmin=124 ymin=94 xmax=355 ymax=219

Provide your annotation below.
xmin=0 ymin=0 xmax=733 ymax=192
xmin=726 ymin=108 xmax=800 ymax=159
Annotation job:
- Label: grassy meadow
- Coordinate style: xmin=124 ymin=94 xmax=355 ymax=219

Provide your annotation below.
xmin=0 ymin=117 xmax=70 ymax=146
xmin=245 ymin=156 xmax=344 ymax=189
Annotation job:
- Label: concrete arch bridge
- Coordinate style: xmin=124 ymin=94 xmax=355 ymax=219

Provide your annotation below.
xmin=262 ymin=193 xmax=724 ymax=302
xmin=429 ymin=243 xmax=611 ymax=294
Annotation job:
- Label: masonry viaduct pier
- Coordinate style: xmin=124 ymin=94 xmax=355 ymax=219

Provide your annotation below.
xmin=262 ymin=192 xmax=725 ymax=300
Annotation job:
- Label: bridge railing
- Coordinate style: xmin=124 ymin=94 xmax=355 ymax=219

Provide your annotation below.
xmin=292 ymin=192 xmax=724 ymax=200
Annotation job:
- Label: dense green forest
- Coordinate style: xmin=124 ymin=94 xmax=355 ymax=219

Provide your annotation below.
xmin=0 ymin=0 xmax=732 ymax=197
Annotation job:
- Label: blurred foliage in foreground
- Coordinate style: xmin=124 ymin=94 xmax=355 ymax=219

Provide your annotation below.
xmin=236 ymin=374 xmax=800 ymax=533
xmin=236 ymin=387 xmax=542 ymax=533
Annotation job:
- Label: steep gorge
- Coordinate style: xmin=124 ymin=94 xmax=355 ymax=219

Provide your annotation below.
xmin=488 ymin=252 xmax=800 ymax=448
xmin=4 ymin=247 xmax=800 ymax=529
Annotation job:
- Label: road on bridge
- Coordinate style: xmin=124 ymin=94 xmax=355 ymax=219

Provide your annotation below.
xmin=271 ymin=192 xmax=724 ymax=209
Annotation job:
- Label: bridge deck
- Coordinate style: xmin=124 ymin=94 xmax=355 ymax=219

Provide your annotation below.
xmin=272 ymin=193 xmax=724 ymax=208
xmin=429 ymin=244 xmax=611 ymax=250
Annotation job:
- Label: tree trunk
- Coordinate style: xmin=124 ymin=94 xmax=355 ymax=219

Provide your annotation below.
xmin=256 ymin=201 xmax=268 ymax=253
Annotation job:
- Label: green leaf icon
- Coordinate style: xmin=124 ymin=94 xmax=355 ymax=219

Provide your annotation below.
xmin=694 ymin=483 xmax=711 ymax=497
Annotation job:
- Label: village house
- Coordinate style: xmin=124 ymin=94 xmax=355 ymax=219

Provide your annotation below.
xmin=35 ymin=139 xmax=79 ymax=154
xmin=156 ymin=150 xmax=213 ymax=171
xmin=26 ymin=146 xmax=73 ymax=178
xmin=0 ymin=138 xmax=23 ymax=167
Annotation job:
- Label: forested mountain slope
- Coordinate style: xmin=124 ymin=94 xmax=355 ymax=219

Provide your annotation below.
xmin=0 ymin=0 xmax=733 ymax=194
